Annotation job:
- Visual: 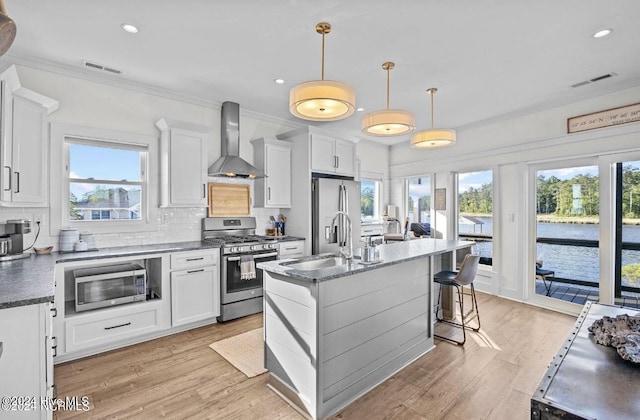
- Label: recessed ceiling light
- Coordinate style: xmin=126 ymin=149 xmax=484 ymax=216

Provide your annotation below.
xmin=121 ymin=23 xmax=139 ymax=34
xmin=274 ymin=78 xmax=285 ymax=84
xmin=592 ymin=28 xmax=612 ymax=38
xmin=357 ymin=107 xmax=364 ymax=112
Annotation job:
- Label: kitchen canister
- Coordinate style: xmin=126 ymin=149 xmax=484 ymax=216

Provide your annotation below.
xmin=59 ymin=228 xmax=80 ymax=252
xmin=80 ymin=232 xmax=96 ymax=250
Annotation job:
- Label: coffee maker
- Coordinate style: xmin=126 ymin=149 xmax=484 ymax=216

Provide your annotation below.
xmin=0 ymin=219 xmax=31 ymax=261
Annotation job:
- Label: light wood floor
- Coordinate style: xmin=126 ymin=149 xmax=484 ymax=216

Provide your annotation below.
xmin=54 ymin=292 xmax=576 ymax=419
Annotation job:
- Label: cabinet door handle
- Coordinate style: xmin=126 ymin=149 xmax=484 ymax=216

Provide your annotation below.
xmin=336 ymin=156 xmax=339 ymax=168
xmin=186 ymin=257 xmax=204 ymax=261
xmin=14 ymin=171 xmax=19 ymax=193
xmin=51 ymin=336 xmax=57 ymax=358
xmin=51 ymin=306 xmax=58 ymax=318
xmin=203 ymin=184 xmax=206 ymax=199
xmin=104 ymin=322 xmax=131 ymax=330
xmin=3 ymin=166 xmax=10 ymax=191
xmin=0 ymin=341 xmax=3 ymax=359
xmin=187 ymin=268 xmax=205 ymax=274
xmin=268 ymin=187 xmax=271 ymax=200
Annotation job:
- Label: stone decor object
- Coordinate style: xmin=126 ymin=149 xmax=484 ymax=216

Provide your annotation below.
xmin=588 ymin=313 xmax=640 ymax=363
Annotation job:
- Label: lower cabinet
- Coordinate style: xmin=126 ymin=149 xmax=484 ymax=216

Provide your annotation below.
xmin=171 ymin=266 xmax=219 ymax=326
xmin=64 ymin=302 xmax=164 ymax=353
xmin=170 ymin=249 xmax=220 ymax=327
xmin=278 ymin=240 xmax=305 ymax=259
xmin=0 ymin=302 xmax=54 ymax=420
xmin=53 ymin=249 xmax=220 ymax=362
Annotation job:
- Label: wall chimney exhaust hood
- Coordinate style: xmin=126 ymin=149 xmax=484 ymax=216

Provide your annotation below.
xmin=207 ymin=101 xmax=266 ymax=179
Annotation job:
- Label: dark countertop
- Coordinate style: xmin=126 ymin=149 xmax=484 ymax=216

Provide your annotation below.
xmin=0 ymin=241 xmax=221 ymax=310
xmin=258 ymin=238 xmax=473 ymax=282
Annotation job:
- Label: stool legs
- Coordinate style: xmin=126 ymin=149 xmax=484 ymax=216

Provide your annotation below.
xmin=434 ymin=283 xmax=481 ymax=345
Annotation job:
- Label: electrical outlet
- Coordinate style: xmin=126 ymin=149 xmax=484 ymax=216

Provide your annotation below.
xmin=161 ymin=213 xmax=169 ymax=224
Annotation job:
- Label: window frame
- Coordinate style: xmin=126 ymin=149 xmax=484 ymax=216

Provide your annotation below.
xmin=50 ymin=123 xmax=158 ymax=235
xmin=67 ymin=138 xmax=146 ymax=223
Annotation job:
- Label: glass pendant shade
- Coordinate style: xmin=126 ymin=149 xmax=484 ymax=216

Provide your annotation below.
xmin=411 ymin=87 xmax=456 ymax=148
xmin=289 ymin=22 xmax=356 ymax=122
xmin=362 ymin=108 xmax=415 ymax=136
xmin=362 ymin=61 xmax=414 ymax=136
xmin=289 ymin=80 xmax=356 ymax=121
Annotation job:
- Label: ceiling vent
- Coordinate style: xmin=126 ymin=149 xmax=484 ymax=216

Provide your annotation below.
xmin=571 ymin=72 xmax=617 ymax=88
xmin=82 ymin=60 xmax=122 ymax=75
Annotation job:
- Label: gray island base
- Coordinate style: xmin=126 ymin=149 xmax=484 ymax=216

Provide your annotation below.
xmin=258 ymin=239 xmax=472 ymax=419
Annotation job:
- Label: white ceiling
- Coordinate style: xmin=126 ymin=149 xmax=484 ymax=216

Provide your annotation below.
xmin=4 ymin=0 xmax=640 ymax=145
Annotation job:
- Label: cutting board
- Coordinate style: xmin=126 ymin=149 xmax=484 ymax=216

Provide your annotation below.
xmin=208 ymin=183 xmax=251 ymax=217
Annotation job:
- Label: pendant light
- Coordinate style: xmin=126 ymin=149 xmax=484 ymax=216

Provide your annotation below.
xmin=362 ymin=62 xmax=415 ymax=136
xmin=289 ymin=22 xmax=356 ymax=121
xmin=411 ymin=88 xmax=456 ymax=148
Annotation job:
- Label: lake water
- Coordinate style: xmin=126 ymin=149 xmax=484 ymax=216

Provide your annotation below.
xmin=460 ymin=217 xmax=640 ymax=284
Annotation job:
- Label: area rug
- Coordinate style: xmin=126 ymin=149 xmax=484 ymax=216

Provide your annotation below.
xmin=209 ymin=327 xmax=267 ymax=378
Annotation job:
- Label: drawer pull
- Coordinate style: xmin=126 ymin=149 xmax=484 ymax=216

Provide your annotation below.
xmin=285 ymin=247 xmax=297 ymax=250
xmin=104 ymin=322 xmax=131 ymax=330
xmin=187 ymin=269 xmax=204 ymax=274
xmin=186 ymin=257 xmax=204 ymax=261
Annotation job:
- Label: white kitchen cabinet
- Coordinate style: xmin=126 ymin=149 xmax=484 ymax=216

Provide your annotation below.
xmin=0 ymin=303 xmax=54 ymax=420
xmin=170 ymin=249 xmax=220 ymax=327
xmin=278 ymin=240 xmax=305 ymax=259
xmin=310 ymin=133 xmax=355 ymax=177
xmin=1 ymin=65 xmax=58 ymax=206
xmin=156 ymin=118 xmax=210 ymax=207
xmin=251 ymin=137 xmax=291 ymax=208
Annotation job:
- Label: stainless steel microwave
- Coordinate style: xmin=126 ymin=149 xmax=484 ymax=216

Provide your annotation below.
xmin=73 ymin=262 xmax=147 ymax=312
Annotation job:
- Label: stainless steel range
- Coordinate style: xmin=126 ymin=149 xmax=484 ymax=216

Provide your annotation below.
xmin=202 ymin=217 xmax=278 ymax=322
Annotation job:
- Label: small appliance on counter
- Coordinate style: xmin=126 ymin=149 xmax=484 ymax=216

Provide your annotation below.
xmin=0 ymin=219 xmax=31 ymax=261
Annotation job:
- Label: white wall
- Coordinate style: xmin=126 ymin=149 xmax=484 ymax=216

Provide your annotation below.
xmin=387 ymin=84 xmax=640 ymax=306
xmin=0 ymin=65 xmax=390 ymax=250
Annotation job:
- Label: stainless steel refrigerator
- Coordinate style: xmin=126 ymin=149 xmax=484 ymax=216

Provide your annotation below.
xmin=312 ymin=177 xmax=361 ymax=255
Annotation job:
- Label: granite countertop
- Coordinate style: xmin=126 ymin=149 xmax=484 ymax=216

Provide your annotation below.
xmin=258 ymin=238 xmax=473 ymax=282
xmin=0 ymin=241 xmax=221 ymax=310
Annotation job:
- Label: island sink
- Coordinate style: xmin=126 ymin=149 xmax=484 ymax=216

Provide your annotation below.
xmin=281 ymin=254 xmax=349 ymax=271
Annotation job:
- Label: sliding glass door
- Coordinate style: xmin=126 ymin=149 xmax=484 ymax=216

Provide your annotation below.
xmin=533 ymin=162 xmax=600 ymax=305
xmin=615 ymin=160 xmax=640 ymax=307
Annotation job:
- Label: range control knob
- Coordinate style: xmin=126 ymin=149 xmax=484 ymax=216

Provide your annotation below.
xmin=250 ymin=245 xmax=257 ymax=251
xmin=230 ymin=247 xmax=239 ymax=253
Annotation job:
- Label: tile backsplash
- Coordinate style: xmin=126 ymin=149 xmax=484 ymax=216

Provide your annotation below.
xmin=0 ymin=205 xmax=282 ymax=252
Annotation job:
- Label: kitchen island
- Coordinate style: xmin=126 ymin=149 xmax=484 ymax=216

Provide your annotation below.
xmin=258 ymin=238 xmax=472 ymax=420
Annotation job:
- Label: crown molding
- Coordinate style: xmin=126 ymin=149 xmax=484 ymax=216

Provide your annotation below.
xmin=0 ymin=54 xmax=302 ymax=131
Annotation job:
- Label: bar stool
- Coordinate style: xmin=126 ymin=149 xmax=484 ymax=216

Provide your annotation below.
xmin=434 ymin=254 xmax=481 ymax=345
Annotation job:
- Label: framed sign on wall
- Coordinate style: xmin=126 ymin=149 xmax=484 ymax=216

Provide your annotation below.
xmin=567 ymin=102 xmax=640 ymax=133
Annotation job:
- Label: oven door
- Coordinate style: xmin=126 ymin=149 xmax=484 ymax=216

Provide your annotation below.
xmin=221 ymin=251 xmax=278 ymax=304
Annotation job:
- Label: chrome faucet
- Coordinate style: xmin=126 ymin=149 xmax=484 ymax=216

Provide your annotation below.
xmin=330 ymin=210 xmax=353 ymax=262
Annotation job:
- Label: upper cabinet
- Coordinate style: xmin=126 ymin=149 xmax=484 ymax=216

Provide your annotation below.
xmin=251 ymin=137 xmax=291 ymax=208
xmin=156 ymin=118 xmax=210 ymax=207
xmin=0 ymin=65 xmax=59 ymax=207
xmin=310 ymin=133 xmax=356 ymax=177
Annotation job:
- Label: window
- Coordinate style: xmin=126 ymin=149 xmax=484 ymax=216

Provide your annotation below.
xmin=50 ymin=123 xmax=157 ymax=235
xmin=407 ymin=176 xmax=431 ymax=225
xmin=67 ymin=141 xmax=145 ymax=222
xmin=458 ymin=170 xmax=493 ymax=263
xmin=361 ymin=176 xmax=382 ymax=222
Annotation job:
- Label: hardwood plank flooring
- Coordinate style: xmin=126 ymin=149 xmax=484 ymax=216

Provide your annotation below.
xmin=54 ymin=292 xmax=576 ymax=420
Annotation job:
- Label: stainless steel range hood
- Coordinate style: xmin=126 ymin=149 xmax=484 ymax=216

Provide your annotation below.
xmin=207 ymin=101 xmax=266 ymax=179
